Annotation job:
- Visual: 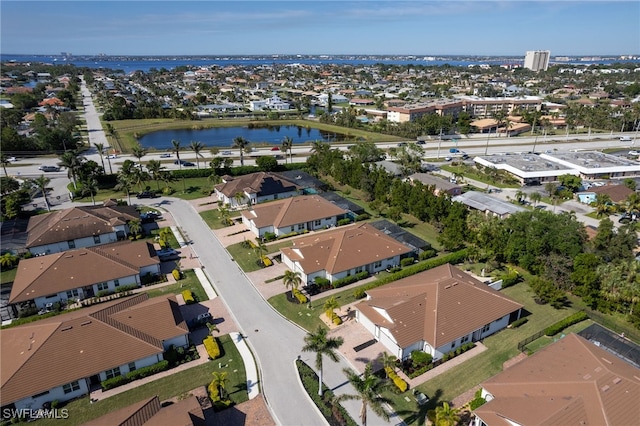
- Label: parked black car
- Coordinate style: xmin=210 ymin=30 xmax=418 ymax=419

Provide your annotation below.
xmin=136 ymin=191 xmax=159 ymax=199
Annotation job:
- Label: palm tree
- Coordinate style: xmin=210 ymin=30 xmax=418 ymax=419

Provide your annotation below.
xmin=115 ymin=172 xmax=134 ymax=205
xmin=338 ymin=364 xmax=391 ymax=426
xmin=32 ymin=175 xmax=51 ymax=212
xmin=281 ymin=136 xmax=293 ymax=164
xmin=529 ymin=191 xmax=542 ymax=206
xmin=254 ymin=240 xmax=267 ymax=265
xmin=171 ymin=140 xmax=186 ymax=193
xmin=232 ymin=136 xmax=249 ymax=166
xmin=323 ymin=296 xmax=339 ymax=317
xmin=211 ymin=371 xmax=229 ymax=400
xmin=302 ymin=326 xmax=344 ymax=397
xmin=434 ymin=402 xmax=460 ymax=426
xmin=283 ymin=270 xmax=302 ymax=293
xmin=1 ymin=154 xmax=11 ymax=176
xmin=80 ymin=177 xmax=99 ymax=205
xmin=131 ymin=144 xmax=147 ymax=170
xmin=310 ymin=140 xmax=327 ymax=154
xmin=233 ymin=191 xmax=246 ymax=208
xmin=515 ymin=190 xmax=526 ymax=204
xmin=146 ymin=159 xmax=164 ymax=190
xmin=189 ymin=140 xmax=205 ymax=169
xmin=594 ymin=193 xmax=614 ymax=218
xmin=0 ymin=252 xmax=18 ymax=270
xmin=128 ymin=219 xmax=142 ymax=238
xmin=218 ymin=205 xmax=231 ymax=226
xmin=94 ymin=142 xmax=107 ymax=174
xmin=380 ymin=352 xmax=398 ymax=373
xmin=58 ymin=150 xmax=84 ymax=190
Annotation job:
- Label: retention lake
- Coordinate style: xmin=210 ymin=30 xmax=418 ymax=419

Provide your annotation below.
xmin=138 ymin=125 xmax=357 ymax=150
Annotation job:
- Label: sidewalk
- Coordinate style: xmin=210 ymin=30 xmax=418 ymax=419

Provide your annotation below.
xmin=230 ymin=332 xmax=260 ymax=400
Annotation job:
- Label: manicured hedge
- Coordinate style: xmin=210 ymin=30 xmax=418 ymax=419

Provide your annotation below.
xmin=510 ymin=317 xmax=528 ymax=328
xmin=172 ymin=269 xmax=182 ymax=281
xmin=400 ymin=257 xmax=415 ymax=267
xmin=364 ymin=249 xmax=468 ymax=292
xmin=332 ymin=275 xmax=358 ymax=289
xmin=203 ymin=336 xmax=221 ymax=359
xmin=182 ymin=289 xmax=196 ymax=304
xmin=100 ymin=360 xmax=169 ymax=390
xmin=384 ymin=366 xmax=408 ymax=393
xmin=292 ymin=288 xmax=308 ymax=304
xmin=544 ymin=311 xmax=589 ymax=336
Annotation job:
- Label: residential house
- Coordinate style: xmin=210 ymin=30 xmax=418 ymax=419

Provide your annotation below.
xmin=281 ymin=223 xmax=412 ymax=284
xmin=452 ymin=191 xmax=526 ymax=219
xmin=408 ymin=173 xmax=462 ymax=196
xmin=84 ymin=395 xmax=205 ymax=426
xmin=355 ymin=264 xmax=523 ymax=361
xmin=248 ymin=93 xmax=290 ymax=111
xmin=25 ymin=203 xmax=139 ymax=255
xmin=472 ymin=333 xmax=640 ymax=426
xmin=0 ymin=294 xmax=189 ymax=411
xmin=9 ymin=241 xmax=160 ymax=310
xmin=214 ymin=172 xmax=301 ymax=208
xmin=241 ymin=195 xmax=348 ymax=238
xmin=576 ymin=183 xmax=633 ymax=205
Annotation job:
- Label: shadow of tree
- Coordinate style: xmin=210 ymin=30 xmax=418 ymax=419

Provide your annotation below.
xmin=397 ymin=388 xmax=443 ymax=426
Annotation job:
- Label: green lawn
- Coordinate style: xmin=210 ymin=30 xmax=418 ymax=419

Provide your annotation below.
xmin=1 ymin=268 xmax=17 ymax=285
xmin=226 ymin=240 xmax=292 ymax=273
xmin=37 ymin=334 xmax=247 ymax=426
xmin=388 ymin=281 xmax=582 ymax=425
xmin=199 ymin=209 xmax=233 ymax=230
xmin=143 ymin=270 xmax=209 ymax=303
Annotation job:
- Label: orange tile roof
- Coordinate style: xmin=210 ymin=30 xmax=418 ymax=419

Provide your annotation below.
xmin=475 ymin=333 xmax=640 ymax=426
xmin=84 ymin=395 xmax=204 ymax=426
xmin=355 ymin=264 xmax=523 ymax=348
xmin=1 ymin=294 xmax=188 ymax=405
xmin=241 ymin=195 xmax=347 ymax=229
xmin=281 ymin=223 xmax=412 ymax=275
xmin=25 ymin=205 xmax=139 ymax=248
xmin=9 ymin=240 xmax=159 ymax=304
xmin=214 ymin=172 xmax=300 ymax=198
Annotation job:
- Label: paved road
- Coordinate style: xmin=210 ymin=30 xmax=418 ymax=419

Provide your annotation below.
xmin=142 ymin=198 xmax=392 ymax=426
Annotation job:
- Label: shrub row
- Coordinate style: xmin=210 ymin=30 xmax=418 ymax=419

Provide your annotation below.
xmin=337 ymin=218 xmax=352 ymax=226
xmin=363 ymin=249 xmax=468 ymax=292
xmin=330 ymin=270 xmax=370 ymax=290
xmin=101 ymin=360 xmax=169 ymax=390
xmin=172 ymin=269 xmax=182 ymax=281
xmin=400 ymin=257 xmax=415 ymax=267
xmin=419 ymin=249 xmax=437 ymax=261
xmin=296 ymin=360 xmax=358 ymax=426
xmin=182 ymin=289 xmax=196 ymax=304
xmin=441 ymin=342 xmax=475 ymax=362
xmin=500 ymin=271 xmax=521 ymax=289
xmin=292 ymin=288 xmax=308 ymax=304
xmin=510 ymin=317 xmax=528 ymax=328
xmin=384 ymin=366 xmax=408 ymax=393
xmin=203 ymin=336 xmax=221 ymax=359
xmin=544 ymin=311 xmax=589 ymax=336
xmin=325 ymin=310 xmax=342 ymax=325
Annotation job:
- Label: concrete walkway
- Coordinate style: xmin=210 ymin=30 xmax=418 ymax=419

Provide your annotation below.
xmin=230 ymin=332 xmax=260 ymax=400
xmin=171 ymin=225 xmax=188 ymax=247
xmin=194 ymin=267 xmax=217 ymax=300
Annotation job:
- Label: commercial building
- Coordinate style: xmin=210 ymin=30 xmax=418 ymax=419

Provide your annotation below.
xmin=524 ymin=50 xmax=551 ymax=72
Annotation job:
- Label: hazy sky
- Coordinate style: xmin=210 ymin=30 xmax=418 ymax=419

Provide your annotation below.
xmin=1 ymin=1 xmax=638 ymax=56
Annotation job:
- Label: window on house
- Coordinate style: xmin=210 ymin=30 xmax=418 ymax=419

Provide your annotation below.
xmin=114 ymin=279 xmax=120 ymax=287
xmin=482 ymin=324 xmax=490 ymax=333
xmin=97 ymin=282 xmax=109 ymax=291
xmin=67 ymin=240 xmax=76 ymax=249
xmin=314 ymin=219 xmax=322 ymax=226
xmin=297 ymin=224 xmax=305 ymax=231
xmin=66 ymin=289 xmax=79 ymax=299
xmin=128 ymin=362 xmax=136 ymax=372
xmin=93 ymin=235 xmax=101 ymax=244
xmin=105 ymin=367 xmax=121 ymax=379
xmin=63 ymin=381 xmax=80 ymax=394
xmin=451 ymin=342 xmax=456 ymax=349
xmin=461 ymin=335 xmax=470 ymax=343
xmin=374 ymin=261 xmax=382 ymax=268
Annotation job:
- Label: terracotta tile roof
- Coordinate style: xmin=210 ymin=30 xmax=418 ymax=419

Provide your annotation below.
xmin=9 ymin=241 xmax=159 ymax=304
xmin=38 ymin=97 xmax=64 ymax=106
xmin=25 ymin=205 xmax=139 ymax=248
xmin=214 ymin=172 xmax=300 ymax=198
xmin=355 ymin=264 xmax=523 ymax=348
xmin=281 ymin=223 xmax=412 ymax=275
xmin=84 ymin=395 xmax=205 ymax=426
xmin=241 ymin=195 xmax=347 ymax=229
xmin=590 ymin=184 xmax=633 ymax=203
xmin=475 ymin=333 xmax=640 ymax=426
xmin=1 ymin=294 xmax=188 ymax=405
